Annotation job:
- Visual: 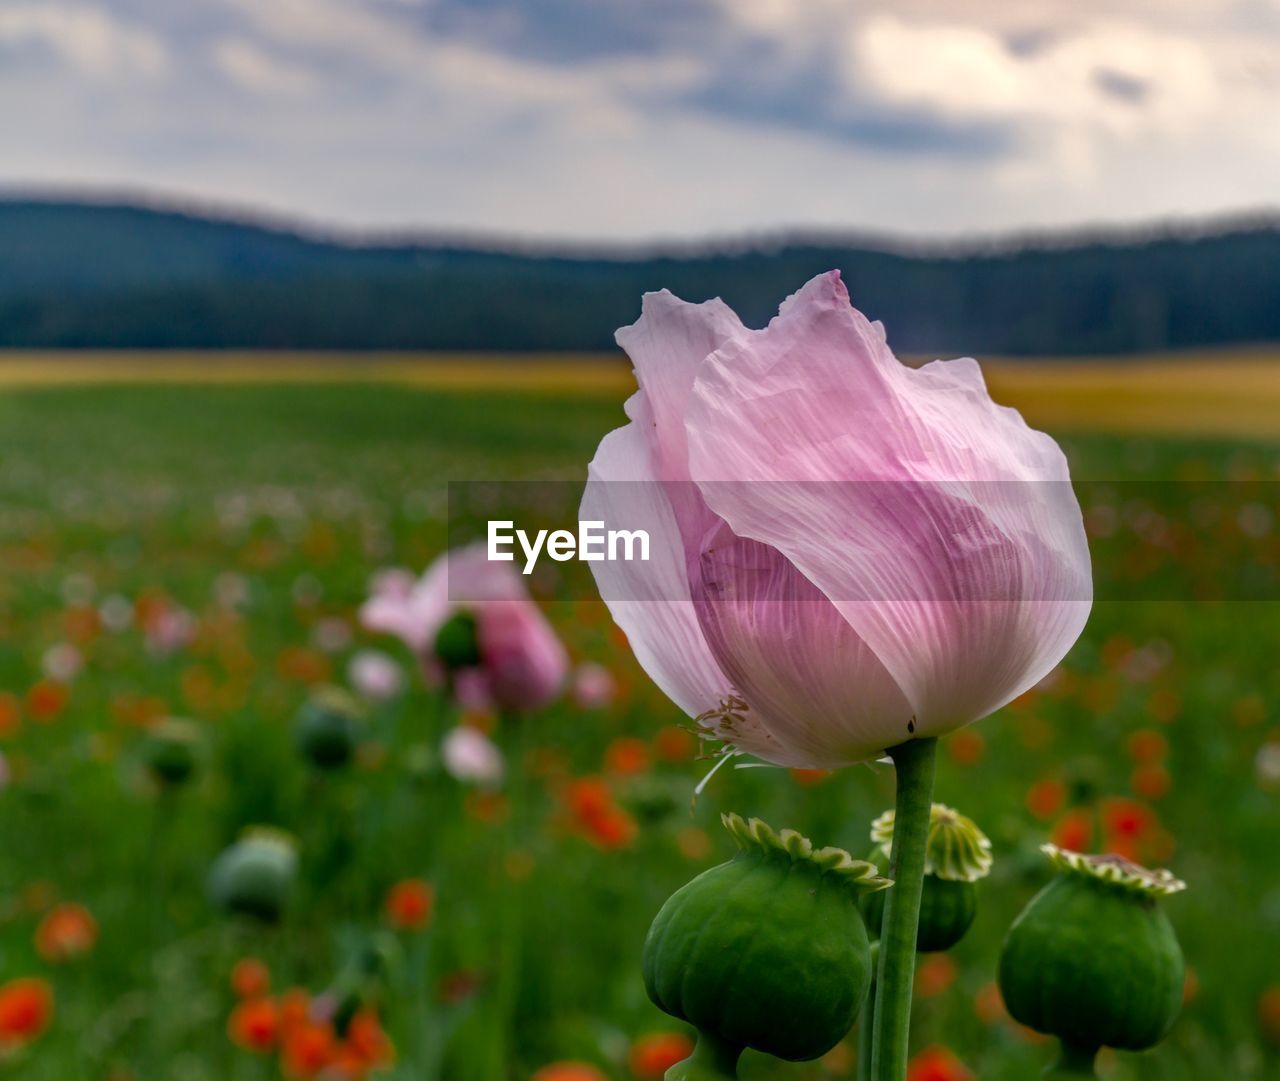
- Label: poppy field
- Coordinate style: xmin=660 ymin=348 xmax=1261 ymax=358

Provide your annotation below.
xmin=0 ymin=372 xmax=1277 ymax=1081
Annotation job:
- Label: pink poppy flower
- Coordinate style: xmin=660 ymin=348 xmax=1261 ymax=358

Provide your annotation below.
xmin=582 ymin=271 xmax=1091 ymax=768
xmin=347 ymin=650 xmax=404 ymax=702
xmin=572 ymin=663 xmax=617 ymax=709
xmin=360 ymin=546 xmax=568 ymax=712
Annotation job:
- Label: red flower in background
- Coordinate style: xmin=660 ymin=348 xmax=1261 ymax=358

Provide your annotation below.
xmin=1258 ymin=986 xmax=1280 ymax=1049
xmin=1050 ymin=808 xmax=1094 ymax=853
xmin=531 ymin=1063 xmax=609 ymax=1081
xmin=0 ymin=977 xmax=53 ymax=1048
xmin=629 ymin=1032 xmax=695 ymax=1078
xmin=1025 ymin=776 xmax=1066 ymax=820
xmin=604 ymin=737 xmax=650 ymax=777
xmin=385 ymin=879 xmax=435 ymax=931
xmin=228 ymin=998 xmax=279 ymax=1053
xmin=563 ymin=776 xmax=638 ymax=850
xmin=906 ymin=1045 xmax=974 ymax=1081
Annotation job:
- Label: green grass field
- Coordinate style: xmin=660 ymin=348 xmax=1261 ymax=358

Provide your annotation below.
xmin=0 ymin=372 xmax=1276 ymax=1081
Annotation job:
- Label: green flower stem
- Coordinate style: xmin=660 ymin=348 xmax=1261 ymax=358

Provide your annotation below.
xmin=870 ymin=737 xmax=938 ymax=1081
xmin=489 ymin=713 xmax=527 ymax=1080
xmin=1042 ymin=1041 xmax=1099 ymax=1078
xmin=666 ymin=1031 xmax=742 ymax=1080
xmin=857 ymin=943 xmax=879 ymax=1081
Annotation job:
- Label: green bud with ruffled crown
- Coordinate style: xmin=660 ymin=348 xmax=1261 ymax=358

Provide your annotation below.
xmin=294 ymin=687 xmax=363 ymax=770
xmin=140 ymin=717 xmax=202 ymax=787
xmin=998 ymin=845 xmax=1186 ymax=1078
xmin=643 ymin=814 xmax=890 ymax=1080
xmin=208 ymin=828 xmax=299 ymax=924
xmin=860 ymin=803 xmax=992 ymax=953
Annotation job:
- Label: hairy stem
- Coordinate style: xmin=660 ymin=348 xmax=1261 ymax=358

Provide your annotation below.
xmin=869 ymin=737 xmax=938 ymax=1081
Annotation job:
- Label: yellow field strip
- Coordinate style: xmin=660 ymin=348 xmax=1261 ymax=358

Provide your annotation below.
xmin=1 ymin=349 xmax=1279 ymax=438
xmin=0 ymin=353 xmax=634 ymax=395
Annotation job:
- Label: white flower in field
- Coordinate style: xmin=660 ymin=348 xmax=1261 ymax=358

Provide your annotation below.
xmin=42 ymin=643 xmax=83 ymax=682
xmin=348 ymin=650 xmax=404 ymax=702
xmin=98 ymin=594 xmax=133 ymax=633
xmin=214 ymin=572 xmax=251 ymax=610
xmin=1256 ymin=742 xmax=1280 ymax=792
xmin=441 ymin=725 xmax=504 ymax=787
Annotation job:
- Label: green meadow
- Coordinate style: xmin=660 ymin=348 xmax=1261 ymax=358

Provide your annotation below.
xmin=0 ymin=368 xmax=1276 ymax=1080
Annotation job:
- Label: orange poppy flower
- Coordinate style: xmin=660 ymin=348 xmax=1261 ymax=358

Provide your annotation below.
xmin=1100 ymin=797 xmax=1153 ymax=840
xmin=344 ymin=1008 xmax=395 ymax=1067
xmin=1050 ymin=808 xmax=1094 ymax=853
xmin=605 ymin=737 xmax=650 ymax=777
xmin=531 ymin=1063 xmax=609 ymax=1081
xmin=35 ymin=902 xmax=98 ymax=963
xmin=1126 ymin=729 xmax=1168 ymax=763
xmin=946 ymin=728 xmax=985 ymax=766
xmin=384 ymin=879 xmax=434 ymax=931
xmin=585 ymin=806 xmax=638 ymax=850
xmin=1025 ymin=777 xmax=1066 ymax=820
xmin=914 ymin=955 xmax=957 ymax=999
xmin=278 ymin=988 xmax=312 ymax=1038
xmin=228 ymin=998 xmax=279 ymax=1053
xmin=231 ymin=957 xmax=271 ymax=1000
xmin=0 ymin=692 xmax=20 ymax=738
xmin=906 ymin=1045 xmax=974 ymax=1081
xmin=25 ymin=681 xmax=68 ymax=723
xmin=282 ymin=1020 xmax=337 ymax=1078
xmin=1131 ymin=763 xmax=1171 ymax=801
xmin=629 ymin=1032 xmax=695 ymax=1078
xmin=1258 ymin=986 xmax=1280 ymax=1049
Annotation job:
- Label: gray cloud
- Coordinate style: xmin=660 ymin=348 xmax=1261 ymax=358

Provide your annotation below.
xmin=0 ymin=0 xmax=1276 ymax=240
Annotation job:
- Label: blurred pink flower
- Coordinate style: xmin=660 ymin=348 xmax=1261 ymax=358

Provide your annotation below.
xmin=441 ymin=725 xmax=505 ymax=786
xmin=360 ymin=546 xmax=568 ymax=712
xmin=41 ymin=644 xmax=83 ymax=683
xmin=144 ymin=606 xmax=195 ymax=657
xmin=582 ymin=272 xmax=1091 ymax=768
xmin=572 ymin=663 xmax=616 ymax=709
xmin=347 ymin=650 xmax=404 ymax=702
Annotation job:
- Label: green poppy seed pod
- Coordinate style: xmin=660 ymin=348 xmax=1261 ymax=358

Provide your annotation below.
xmin=294 ymin=687 xmax=363 ymax=770
xmin=643 ymin=814 xmax=890 ymax=1078
xmin=999 ymin=845 xmax=1186 ymax=1059
xmin=141 ymin=718 xmax=202 ymax=787
xmin=208 ymin=828 xmax=299 ymax=924
xmin=859 ymin=803 xmax=991 ymax=952
xmin=433 ymin=610 xmax=482 ymax=671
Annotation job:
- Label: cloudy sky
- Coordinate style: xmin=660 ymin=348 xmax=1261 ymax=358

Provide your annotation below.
xmin=1 ymin=0 xmax=1278 ymax=242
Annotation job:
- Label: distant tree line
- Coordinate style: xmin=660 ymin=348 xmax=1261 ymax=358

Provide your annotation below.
xmin=1 ymin=199 xmax=1277 ymax=356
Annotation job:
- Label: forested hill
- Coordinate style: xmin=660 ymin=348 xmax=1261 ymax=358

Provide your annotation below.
xmin=1 ymin=198 xmax=1277 ymax=356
